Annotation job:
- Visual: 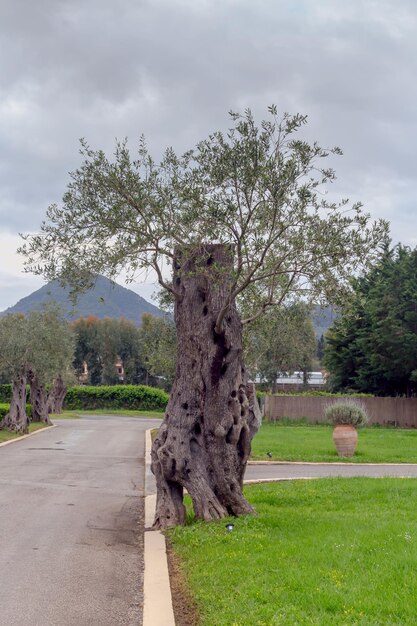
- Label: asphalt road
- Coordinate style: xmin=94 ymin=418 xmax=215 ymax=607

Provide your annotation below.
xmin=0 ymin=416 xmax=156 ymax=626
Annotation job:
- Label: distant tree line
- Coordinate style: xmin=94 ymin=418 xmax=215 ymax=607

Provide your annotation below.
xmin=244 ymin=303 xmax=318 ymax=390
xmin=0 ymin=298 xmax=325 ymax=434
xmin=72 ymin=314 xmax=176 ymax=390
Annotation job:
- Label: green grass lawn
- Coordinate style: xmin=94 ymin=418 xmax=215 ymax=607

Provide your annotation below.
xmin=63 ymin=409 xmax=165 ymax=419
xmin=0 ymin=422 xmax=49 ymax=443
xmin=251 ymin=422 xmax=417 ymax=463
xmin=168 ymin=478 xmax=417 ymax=625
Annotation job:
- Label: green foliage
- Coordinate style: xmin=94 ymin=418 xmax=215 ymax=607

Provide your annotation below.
xmin=244 ymin=303 xmax=317 ymax=389
xmin=117 ymin=317 xmax=149 ymax=384
xmin=21 ymin=107 xmax=388 ymax=329
xmin=324 ymin=245 xmax=417 ymax=396
xmin=138 ymin=313 xmax=176 ymax=390
xmin=27 ymin=304 xmax=76 ymax=385
xmin=72 ymin=316 xmax=104 ymax=384
xmin=72 ymin=314 xmax=175 ymax=388
xmin=67 ymin=409 xmax=164 ymax=418
xmin=0 ymin=314 xmax=33 ymax=380
xmin=0 ymin=305 xmax=75 ymax=385
xmin=317 ymin=333 xmax=326 ymax=361
xmin=63 ymin=384 xmax=169 ymax=411
xmin=0 ymin=385 xmax=12 ymax=403
xmin=72 ymin=316 xmax=150 ymax=386
xmin=0 ymin=402 xmax=11 ymax=419
xmin=0 ymin=403 xmax=32 ymax=419
xmin=324 ymin=401 xmax=369 ymax=427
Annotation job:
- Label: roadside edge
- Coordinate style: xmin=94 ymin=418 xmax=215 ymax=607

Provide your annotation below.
xmin=0 ymin=424 xmax=56 ymax=448
xmin=143 ymin=427 xmax=176 ymax=626
xmin=248 ymin=460 xmax=417 ymax=466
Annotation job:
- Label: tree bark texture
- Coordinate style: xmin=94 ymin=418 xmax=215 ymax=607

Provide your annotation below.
xmin=28 ymin=368 xmax=51 ymax=424
xmin=46 ymin=375 xmax=67 ymax=414
xmin=151 ymin=245 xmax=261 ymax=528
xmin=0 ymin=374 xmax=29 ymax=434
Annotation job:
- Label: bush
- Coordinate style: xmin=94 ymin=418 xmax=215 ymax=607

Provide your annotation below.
xmin=64 ymin=385 xmax=169 ymax=411
xmin=0 ymin=385 xmax=41 ymax=403
xmin=0 ymin=385 xmax=12 ymax=403
xmin=324 ymin=401 xmax=369 ymax=427
xmin=0 ymin=403 xmax=32 ymax=419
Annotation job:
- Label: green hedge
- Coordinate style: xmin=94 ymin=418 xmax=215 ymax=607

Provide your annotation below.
xmin=0 ymin=383 xmax=373 ymax=414
xmin=0 ymin=403 xmax=32 ymax=419
xmin=0 ymin=383 xmax=169 ymax=411
xmin=64 ymin=385 xmax=169 ymax=411
xmin=0 ymin=385 xmax=12 ymax=403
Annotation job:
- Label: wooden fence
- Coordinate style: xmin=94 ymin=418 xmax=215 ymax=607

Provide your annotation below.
xmin=264 ymin=395 xmax=417 ymax=428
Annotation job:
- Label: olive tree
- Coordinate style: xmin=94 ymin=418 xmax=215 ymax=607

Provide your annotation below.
xmin=0 ymin=314 xmax=32 ymax=433
xmin=20 ymin=107 xmax=388 ymax=526
xmin=138 ymin=313 xmax=176 ymax=389
xmin=27 ymin=306 xmax=75 ymax=421
xmin=0 ymin=306 xmax=75 ymax=432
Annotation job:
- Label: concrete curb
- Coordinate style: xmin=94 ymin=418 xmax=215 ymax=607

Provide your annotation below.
xmin=0 ymin=423 xmax=56 ymax=448
xmin=248 ymin=460 xmax=417 ymax=466
xmin=244 ymin=477 xmax=314 ymax=484
xmin=143 ymin=428 xmax=175 ymax=626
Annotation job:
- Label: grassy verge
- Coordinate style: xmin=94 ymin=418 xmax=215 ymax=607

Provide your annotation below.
xmin=168 ymin=478 xmax=417 ymax=625
xmin=0 ymin=422 xmax=49 ymax=444
xmin=63 ymin=409 xmax=165 ymax=419
xmin=51 ymin=411 xmax=82 ymax=419
xmin=251 ymin=422 xmax=417 ymax=463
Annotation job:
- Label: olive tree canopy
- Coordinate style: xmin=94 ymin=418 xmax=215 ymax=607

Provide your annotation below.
xmin=21 ymin=107 xmax=387 ymax=319
xmin=0 ymin=305 xmax=75 ymax=432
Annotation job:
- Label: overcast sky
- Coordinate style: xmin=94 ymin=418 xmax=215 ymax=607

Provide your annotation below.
xmin=1 ymin=0 xmax=416 ymax=309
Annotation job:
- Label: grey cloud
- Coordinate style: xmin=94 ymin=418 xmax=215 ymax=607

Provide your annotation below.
xmin=0 ymin=0 xmax=416 ymax=242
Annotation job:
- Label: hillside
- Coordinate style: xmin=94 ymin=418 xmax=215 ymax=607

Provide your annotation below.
xmin=1 ymin=277 xmax=336 ymax=335
xmin=311 ymin=305 xmax=337 ymax=337
xmin=1 ymin=275 xmax=164 ymax=325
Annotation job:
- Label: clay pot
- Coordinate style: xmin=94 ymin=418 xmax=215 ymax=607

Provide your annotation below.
xmin=332 ymin=425 xmax=358 ymax=457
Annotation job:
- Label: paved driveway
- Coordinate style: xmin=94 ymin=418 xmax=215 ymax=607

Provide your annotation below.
xmin=0 ymin=416 xmax=155 ymax=626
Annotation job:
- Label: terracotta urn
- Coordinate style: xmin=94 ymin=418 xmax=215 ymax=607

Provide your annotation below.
xmin=332 ymin=424 xmax=358 ymax=457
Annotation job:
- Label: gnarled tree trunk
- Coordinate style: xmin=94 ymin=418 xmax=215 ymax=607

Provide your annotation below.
xmin=0 ymin=373 xmax=29 ymax=434
xmin=151 ymin=245 xmax=261 ymax=529
xmin=47 ymin=375 xmax=67 ymax=414
xmin=28 ymin=368 xmax=51 ymax=425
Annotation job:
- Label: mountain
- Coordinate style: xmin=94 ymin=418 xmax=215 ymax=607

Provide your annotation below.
xmin=311 ymin=305 xmax=337 ymax=337
xmin=0 ymin=275 xmax=165 ymax=325
xmin=1 ymin=277 xmax=337 ymax=334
